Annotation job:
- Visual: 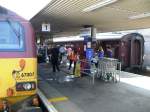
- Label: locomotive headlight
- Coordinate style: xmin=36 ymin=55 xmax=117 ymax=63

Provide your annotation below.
xmin=16 ymin=82 xmax=36 ymax=91
xmin=23 ymin=83 xmax=32 ymax=90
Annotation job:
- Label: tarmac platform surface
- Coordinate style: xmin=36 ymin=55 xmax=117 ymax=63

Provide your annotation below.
xmin=38 ymin=63 xmax=150 ymax=112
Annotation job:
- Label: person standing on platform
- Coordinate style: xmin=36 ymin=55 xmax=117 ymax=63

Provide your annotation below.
xmin=68 ymin=50 xmax=78 ymax=75
xmin=105 ymin=46 xmax=113 ymax=58
xmin=59 ymin=45 xmax=66 ymax=63
xmin=51 ymin=46 xmax=60 ymax=72
xmin=98 ymin=46 xmax=104 ymax=59
xmin=67 ymin=47 xmax=72 ymax=56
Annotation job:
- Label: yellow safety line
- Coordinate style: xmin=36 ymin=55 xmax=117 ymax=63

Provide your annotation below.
xmin=48 ymin=97 xmax=68 ymax=103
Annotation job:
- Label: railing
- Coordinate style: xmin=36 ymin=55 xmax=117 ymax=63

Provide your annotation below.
xmin=80 ymin=59 xmax=97 ymax=84
xmin=80 ymin=57 xmax=121 ymax=84
xmin=60 ymin=55 xmax=121 ymax=84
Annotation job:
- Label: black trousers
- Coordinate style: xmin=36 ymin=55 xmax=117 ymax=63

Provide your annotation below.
xmin=69 ymin=60 xmax=76 ymax=74
xmin=51 ymin=59 xmax=60 ymax=72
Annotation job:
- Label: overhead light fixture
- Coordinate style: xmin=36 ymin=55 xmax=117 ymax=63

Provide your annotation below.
xmin=129 ymin=12 xmax=150 ymax=20
xmin=83 ymin=0 xmax=118 ymax=12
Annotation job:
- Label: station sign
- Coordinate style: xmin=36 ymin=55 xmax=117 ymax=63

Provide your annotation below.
xmin=80 ymin=27 xmax=92 ymax=38
xmin=84 ymin=45 xmax=86 ymax=51
xmin=42 ymin=23 xmax=51 ymax=32
xmin=81 ymin=27 xmax=96 ymax=54
xmin=87 ymin=42 xmax=91 ymax=48
xmin=86 ymin=48 xmax=94 ymax=60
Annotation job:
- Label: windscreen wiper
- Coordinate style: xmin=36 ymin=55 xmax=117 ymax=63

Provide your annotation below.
xmin=6 ymin=18 xmax=21 ymax=45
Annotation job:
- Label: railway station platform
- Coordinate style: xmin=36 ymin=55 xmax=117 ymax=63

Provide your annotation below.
xmin=38 ymin=63 xmax=150 ymax=112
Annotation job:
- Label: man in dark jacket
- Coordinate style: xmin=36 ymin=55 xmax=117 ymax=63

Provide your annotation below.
xmin=51 ymin=46 xmax=60 ymax=72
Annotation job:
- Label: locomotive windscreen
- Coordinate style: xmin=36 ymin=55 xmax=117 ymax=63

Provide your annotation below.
xmin=0 ymin=6 xmax=8 ymax=14
xmin=0 ymin=20 xmax=24 ymax=51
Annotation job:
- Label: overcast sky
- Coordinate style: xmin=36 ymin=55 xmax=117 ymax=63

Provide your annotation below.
xmin=0 ymin=0 xmax=51 ymax=20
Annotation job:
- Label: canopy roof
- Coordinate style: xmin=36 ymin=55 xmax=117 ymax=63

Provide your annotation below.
xmin=30 ymin=0 xmax=150 ymax=36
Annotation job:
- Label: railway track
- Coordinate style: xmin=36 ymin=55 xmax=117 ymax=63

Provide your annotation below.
xmin=4 ymin=88 xmax=58 ymax=112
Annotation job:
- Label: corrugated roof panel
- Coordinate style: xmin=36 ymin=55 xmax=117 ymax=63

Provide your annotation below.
xmin=31 ymin=0 xmax=150 ymax=35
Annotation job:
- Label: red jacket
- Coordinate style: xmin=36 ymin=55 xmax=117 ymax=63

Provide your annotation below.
xmin=69 ymin=52 xmax=77 ymax=62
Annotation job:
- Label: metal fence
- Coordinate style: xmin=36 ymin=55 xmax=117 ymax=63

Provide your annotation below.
xmin=60 ymin=56 xmax=121 ymax=84
xmin=80 ymin=59 xmax=97 ymax=84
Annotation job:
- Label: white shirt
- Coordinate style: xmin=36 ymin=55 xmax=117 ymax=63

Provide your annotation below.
xmin=59 ymin=46 xmax=66 ymax=53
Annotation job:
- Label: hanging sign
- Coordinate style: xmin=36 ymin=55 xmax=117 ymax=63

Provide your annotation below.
xmin=80 ymin=27 xmax=92 ymax=37
xmin=42 ymin=23 xmax=51 ymax=32
xmin=87 ymin=42 xmax=91 ymax=48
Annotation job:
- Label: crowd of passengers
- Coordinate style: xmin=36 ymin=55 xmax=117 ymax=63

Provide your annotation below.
xmin=37 ymin=44 xmax=113 ymax=74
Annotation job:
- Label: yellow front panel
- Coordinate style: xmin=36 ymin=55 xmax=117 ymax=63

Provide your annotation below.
xmin=0 ymin=58 xmax=37 ymax=98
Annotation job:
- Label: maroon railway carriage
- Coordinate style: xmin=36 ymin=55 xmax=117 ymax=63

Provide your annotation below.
xmin=54 ymin=33 xmax=144 ymax=71
xmin=96 ymin=33 xmax=144 ymax=70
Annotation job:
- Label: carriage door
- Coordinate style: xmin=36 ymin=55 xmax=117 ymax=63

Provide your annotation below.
xmin=120 ymin=41 xmax=131 ymax=68
xmin=131 ymin=39 xmax=141 ymax=66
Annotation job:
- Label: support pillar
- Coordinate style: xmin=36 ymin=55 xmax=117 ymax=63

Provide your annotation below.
xmin=80 ymin=26 xmax=96 ymax=60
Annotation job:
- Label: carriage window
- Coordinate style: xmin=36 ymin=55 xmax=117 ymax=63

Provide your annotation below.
xmin=0 ymin=21 xmax=24 ymax=51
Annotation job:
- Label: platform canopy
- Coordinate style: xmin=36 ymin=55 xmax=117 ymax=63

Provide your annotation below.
xmin=30 ymin=0 xmax=150 ymax=36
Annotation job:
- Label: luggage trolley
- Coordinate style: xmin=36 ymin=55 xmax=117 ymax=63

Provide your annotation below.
xmin=97 ymin=58 xmax=121 ymax=82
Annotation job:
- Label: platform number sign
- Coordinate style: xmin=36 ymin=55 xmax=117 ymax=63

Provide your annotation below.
xmin=42 ymin=23 xmax=50 ymax=32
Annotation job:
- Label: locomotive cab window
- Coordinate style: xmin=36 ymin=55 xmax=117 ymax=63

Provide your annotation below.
xmin=0 ymin=20 xmax=24 ymax=51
